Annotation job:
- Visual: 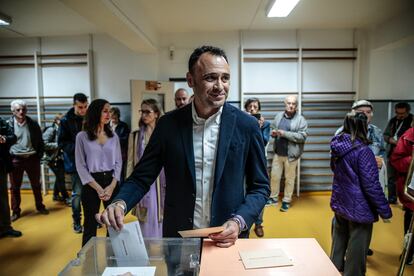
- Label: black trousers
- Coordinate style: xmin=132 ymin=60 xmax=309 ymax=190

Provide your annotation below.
xmin=330 ymin=214 xmax=372 ymax=276
xmin=0 ymin=166 xmax=12 ymax=233
xmin=81 ymin=171 xmax=119 ymax=247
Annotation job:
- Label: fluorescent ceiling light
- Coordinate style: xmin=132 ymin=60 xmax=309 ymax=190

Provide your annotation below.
xmin=0 ymin=12 xmax=12 ymax=26
xmin=267 ymin=0 xmax=301 ymax=17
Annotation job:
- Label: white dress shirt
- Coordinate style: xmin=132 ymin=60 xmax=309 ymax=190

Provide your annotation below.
xmin=110 ymin=121 xmax=118 ymax=133
xmin=192 ymin=102 xmax=223 ymax=228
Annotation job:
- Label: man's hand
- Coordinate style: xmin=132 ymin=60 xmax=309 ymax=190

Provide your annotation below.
xmin=389 ymin=137 xmax=398 ymax=145
xmin=258 ymin=117 xmax=265 ymax=128
xmin=375 ymin=156 xmax=383 ymax=169
xmin=95 ymin=202 xmax=125 ymax=232
xmin=208 ymin=220 xmax=239 ymax=248
xmin=271 ymin=129 xmax=284 ymax=137
xmin=0 ymin=135 xmax=6 ymax=144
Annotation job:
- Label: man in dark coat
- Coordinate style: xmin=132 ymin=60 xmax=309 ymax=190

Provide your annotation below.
xmin=0 ymin=117 xmax=22 ymax=238
xmin=384 ymin=102 xmax=413 ymax=204
xmin=110 ymin=107 xmax=130 ymax=182
xmin=97 ymin=45 xmax=270 ymax=245
xmin=58 ymin=93 xmax=88 ymax=233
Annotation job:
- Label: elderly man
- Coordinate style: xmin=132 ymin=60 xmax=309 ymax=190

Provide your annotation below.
xmin=97 ymin=46 xmax=270 ymax=249
xmin=336 ymin=100 xmax=385 ymax=162
xmin=0 ymin=117 xmax=22 ymax=238
xmin=8 ymin=100 xmax=48 ymax=221
xmin=174 ymin=88 xmax=190 ymax=109
xmin=270 ymin=95 xmax=308 ymax=212
xmin=384 ymin=102 xmax=413 ymax=204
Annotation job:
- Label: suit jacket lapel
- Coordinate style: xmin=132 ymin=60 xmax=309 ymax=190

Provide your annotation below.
xmin=214 ymin=103 xmax=236 ymax=186
xmin=179 ymin=105 xmax=196 ymax=189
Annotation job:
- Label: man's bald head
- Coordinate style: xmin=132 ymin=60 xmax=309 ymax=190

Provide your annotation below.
xmin=284 ymin=95 xmax=298 ymax=116
xmin=175 ymin=88 xmax=189 ymax=109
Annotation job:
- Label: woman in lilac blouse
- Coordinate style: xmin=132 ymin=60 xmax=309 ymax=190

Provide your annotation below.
xmin=126 ymin=99 xmax=166 ymax=238
xmin=75 ymin=99 xmax=122 ymax=246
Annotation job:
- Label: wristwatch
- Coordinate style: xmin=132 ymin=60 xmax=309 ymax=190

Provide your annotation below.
xmin=228 ymin=217 xmax=242 ymax=235
xmin=111 ymin=201 xmax=126 ymax=214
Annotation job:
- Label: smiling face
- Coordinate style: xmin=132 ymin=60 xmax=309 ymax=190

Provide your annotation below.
xmin=100 ymin=103 xmax=111 ymax=125
xmin=186 ymin=53 xmax=230 ymax=117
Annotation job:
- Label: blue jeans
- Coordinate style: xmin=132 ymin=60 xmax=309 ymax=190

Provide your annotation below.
xmin=70 ymin=173 xmax=82 ymax=224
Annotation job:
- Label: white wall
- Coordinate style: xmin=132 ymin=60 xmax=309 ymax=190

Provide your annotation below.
xmin=0 ymin=38 xmax=40 ymax=98
xmin=92 ymin=34 xmax=158 ymax=102
xmin=1 ymin=18 xmax=413 ymax=105
xmin=241 ymin=29 xmax=355 ymax=97
xmin=41 ymin=35 xmax=91 ymax=97
xmin=0 ymin=34 xmax=158 ymax=103
xmin=360 ymin=8 xmax=414 ymax=100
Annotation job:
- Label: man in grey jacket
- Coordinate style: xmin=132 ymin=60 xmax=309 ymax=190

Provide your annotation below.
xmin=270 ymin=95 xmax=308 ymax=211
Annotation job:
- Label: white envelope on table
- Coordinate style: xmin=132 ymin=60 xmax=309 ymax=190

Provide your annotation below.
xmin=108 ymin=221 xmax=149 ymax=267
xmin=239 ymin=248 xmax=293 ymax=269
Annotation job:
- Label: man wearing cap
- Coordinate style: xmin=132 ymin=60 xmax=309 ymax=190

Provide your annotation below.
xmin=336 ymin=100 xmax=385 ymax=163
xmin=335 ymin=99 xmax=386 ymax=257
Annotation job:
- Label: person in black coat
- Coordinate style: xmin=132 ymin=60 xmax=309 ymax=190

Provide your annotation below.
xmin=58 ymin=93 xmax=88 ymax=233
xmin=0 ymin=117 xmax=22 ymax=238
xmin=110 ymin=107 xmax=130 ymax=182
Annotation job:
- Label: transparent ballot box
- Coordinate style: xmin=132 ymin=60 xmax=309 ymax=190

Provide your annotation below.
xmin=59 ymin=237 xmax=201 ymax=276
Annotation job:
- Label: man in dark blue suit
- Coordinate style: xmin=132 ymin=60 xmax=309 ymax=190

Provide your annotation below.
xmin=97 ymin=45 xmax=270 ymax=247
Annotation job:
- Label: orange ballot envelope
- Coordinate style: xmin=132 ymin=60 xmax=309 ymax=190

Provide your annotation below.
xmin=178 ymin=226 xmax=225 ymax=238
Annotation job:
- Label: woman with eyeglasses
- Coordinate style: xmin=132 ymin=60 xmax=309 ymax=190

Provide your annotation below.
xmin=75 ymin=99 xmax=122 ymax=246
xmin=126 ymin=98 xmax=166 ymax=238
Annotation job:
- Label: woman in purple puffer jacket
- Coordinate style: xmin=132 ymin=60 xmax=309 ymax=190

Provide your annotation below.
xmin=330 ymin=112 xmax=392 ymax=276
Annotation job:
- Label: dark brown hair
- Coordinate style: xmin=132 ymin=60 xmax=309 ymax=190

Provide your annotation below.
xmin=188 ymin=45 xmax=228 ymax=73
xmin=244 ymin=98 xmax=261 ymax=111
xmin=341 ymin=112 xmax=371 ymax=145
xmin=85 ymin=99 xmax=113 ymax=140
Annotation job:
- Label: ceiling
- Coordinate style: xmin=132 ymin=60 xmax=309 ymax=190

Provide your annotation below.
xmin=0 ymin=0 xmax=412 ymax=52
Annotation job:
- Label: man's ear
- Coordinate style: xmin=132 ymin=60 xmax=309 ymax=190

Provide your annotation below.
xmin=186 ymin=72 xmax=194 ymax=88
